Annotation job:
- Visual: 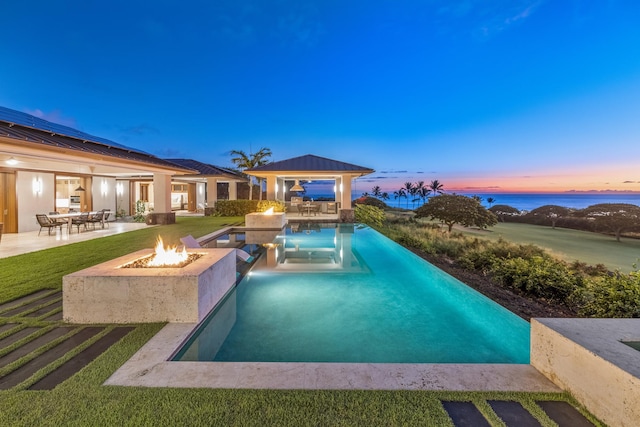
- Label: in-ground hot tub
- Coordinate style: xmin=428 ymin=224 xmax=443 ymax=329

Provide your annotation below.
xmin=63 ymin=247 xmax=236 ymax=324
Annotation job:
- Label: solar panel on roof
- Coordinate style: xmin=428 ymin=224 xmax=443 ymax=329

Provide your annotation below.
xmin=0 ymin=106 xmax=147 ymax=154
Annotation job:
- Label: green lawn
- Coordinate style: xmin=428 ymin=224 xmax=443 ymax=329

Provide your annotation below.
xmin=458 ymin=222 xmax=640 ymax=273
xmin=0 ymin=216 xmax=600 ymax=426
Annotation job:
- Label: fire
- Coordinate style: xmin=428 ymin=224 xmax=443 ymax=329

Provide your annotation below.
xmin=264 ymin=207 xmax=274 ymax=215
xmin=147 ymin=236 xmax=189 ymax=267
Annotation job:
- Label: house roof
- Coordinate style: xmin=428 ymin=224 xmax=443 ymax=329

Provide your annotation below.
xmin=246 ymin=154 xmax=373 ymax=176
xmin=0 ymin=107 xmax=195 ymax=172
xmin=165 ymin=158 xmax=247 ymax=180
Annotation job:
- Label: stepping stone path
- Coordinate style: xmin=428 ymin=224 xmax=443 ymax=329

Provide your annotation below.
xmin=0 ymin=291 xmax=133 ymax=390
xmin=1 ymin=291 xmax=601 ymax=426
xmin=442 ymin=400 xmax=596 ymax=427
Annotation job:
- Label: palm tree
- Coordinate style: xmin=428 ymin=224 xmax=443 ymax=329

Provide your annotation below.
xmin=371 ymin=185 xmax=382 ymax=199
xmin=486 ymin=197 xmax=496 ymax=207
xmin=393 ymin=189 xmax=406 ymax=207
xmin=403 ymin=182 xmax=414 ymax=208
xmin=428 ymin=179 xmax=444 ymax=196
xmin=230 ymin=147 xmax=272 ymax=200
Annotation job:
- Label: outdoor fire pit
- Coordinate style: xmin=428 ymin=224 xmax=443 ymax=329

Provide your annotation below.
xmin=63 ymin=238 xmax=236 ymax=324
xmin=244 ymin=207 xmax=287 ymax=229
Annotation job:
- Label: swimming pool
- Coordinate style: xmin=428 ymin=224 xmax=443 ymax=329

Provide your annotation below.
xmin=174 ymin=224 xmax=530 ymax=364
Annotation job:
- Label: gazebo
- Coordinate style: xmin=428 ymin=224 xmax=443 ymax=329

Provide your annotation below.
xmin=244 ymin=154 xmax=374 ymax=215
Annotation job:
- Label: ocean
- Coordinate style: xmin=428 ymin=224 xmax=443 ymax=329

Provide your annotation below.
xmin=305 ymin=192 xmax=640 ymax=212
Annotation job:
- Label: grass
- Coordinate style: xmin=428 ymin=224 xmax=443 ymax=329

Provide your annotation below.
xmin=457 ymin=222 xmax=640 ymax=273
xmin=0 ymin=216 xmax=603 ymax=426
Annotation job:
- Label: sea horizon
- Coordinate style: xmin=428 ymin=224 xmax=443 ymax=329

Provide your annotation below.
xmin=302 ymin=190 xmax=640 ymax=212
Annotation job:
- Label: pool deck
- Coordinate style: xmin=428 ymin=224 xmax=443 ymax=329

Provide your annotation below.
xmin=105 ymin=322 xmax=560 ymax=392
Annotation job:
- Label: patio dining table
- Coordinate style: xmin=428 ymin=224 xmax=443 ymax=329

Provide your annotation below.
xmin=300 ymin=203 xmax=319 ymax=216
xmin=48 ymin=212 xmax=97 ymax=232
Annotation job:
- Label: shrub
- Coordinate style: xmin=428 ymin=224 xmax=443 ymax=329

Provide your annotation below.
xmin=354 ymin=196 xmax=388 ymax=209
xmin=491 ymin=256 xmax=577 ymax=302
xmin=575 ymin=270 xmax=640 ymax=317
xmin=355 ymin=204 xmax=386 ymax=228
xmin=214 ymin=200 xmax=259 ymax=216
xmin=257 ymin=200 xmax=286 ymax=213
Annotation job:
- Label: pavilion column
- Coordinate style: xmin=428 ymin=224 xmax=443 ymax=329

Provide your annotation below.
xmin=229 ymin=181 xmax=237 ymax=200
xmin=277 ymin=177 xmax=285 ymax=201
xmin=266 ymin=176 xmax=276 ymax=200
xmin=206 ymin=178 xmax=218 ymax=207
xmin=152 ymin=173 xmax=172 ymax=213
xmin=340 ymin=175 xmax=352 ymax=209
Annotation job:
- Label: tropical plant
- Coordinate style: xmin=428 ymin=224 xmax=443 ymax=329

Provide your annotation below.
xmin=393 ymin=189 xmax=406 ymax=207
xmin=355 ymin=204 xmax=386 ymax=228
xmin=371 ymin=185 xmax=382 ymax=199
xmin=527 ymin=205 xmax=572 ymax=229
xmin=133 ymin=200 xmax=147 ymax=222
xmin=230 ymin=147 xmax=272 ymax=200
xmin=486 ymin=197 xmax=496 ymax=207
xmin=488 ymin=204 xmax=521 ymax=222
xmin=414 ymin=194 xmax=497 ymax=232
xmin=575 ymin=203 xmax=640 ymax=242
xmin=428 ymin=179 xmax=444 ymax=196
xmin=403 ymin=182 xmax=414 ymax=208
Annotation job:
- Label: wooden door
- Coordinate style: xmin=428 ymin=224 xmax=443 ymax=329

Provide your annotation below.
xmin=188 ymin=183 xmax=196 ymax=212
xmin=0 ymin=172 xmax=17 ymax=233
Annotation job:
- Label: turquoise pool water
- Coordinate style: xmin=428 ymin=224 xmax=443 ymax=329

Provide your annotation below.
xmin=174 ymin=224 xmax=530 ymax=363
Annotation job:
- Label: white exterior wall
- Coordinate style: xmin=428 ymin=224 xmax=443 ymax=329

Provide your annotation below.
xmin=17 ymin=171 xmax=55 ymax=232
xmin=115 ymin=180 xmax=130 ymax=216
xmin=92 ymin=177 xmax=117 ymax=213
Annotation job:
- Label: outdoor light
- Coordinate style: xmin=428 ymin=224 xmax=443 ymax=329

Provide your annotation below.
xmin=116 ymin=182 xmax=124 ymax=196
xmin=6 ymin=156 xmax=18 ymax=166
xmin=32 ymin=178 xmax=42 ymax=195
xmin=290 ymin=180 xmax=304 ymax=192
xmin=101 ymin=180 xmax=108 ymax=196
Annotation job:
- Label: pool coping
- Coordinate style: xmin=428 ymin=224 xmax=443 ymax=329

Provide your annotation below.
xmin=104 ymin=322 xmax=560 ymax=391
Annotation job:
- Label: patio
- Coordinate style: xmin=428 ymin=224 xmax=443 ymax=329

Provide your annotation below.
xmin=0 ymin=221 xmax=149 ymax=259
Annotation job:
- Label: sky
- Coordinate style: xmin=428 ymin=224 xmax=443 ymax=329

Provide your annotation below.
xmin=1 ymin=0 xmax=640 ymax=195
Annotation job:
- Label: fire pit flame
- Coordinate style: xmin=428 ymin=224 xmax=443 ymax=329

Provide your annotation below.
xmin=264 ymin=207 xmax=274 ymax=215
xmin=147 ymin=237 xmax=189 ymax=267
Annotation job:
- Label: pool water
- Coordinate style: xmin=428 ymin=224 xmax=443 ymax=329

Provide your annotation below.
xmin=174 ymin=224 xmax=530 ymax=364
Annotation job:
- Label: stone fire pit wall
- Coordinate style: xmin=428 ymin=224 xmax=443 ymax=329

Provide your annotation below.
xmin=63 ymin=248 xmax=236 ymax=324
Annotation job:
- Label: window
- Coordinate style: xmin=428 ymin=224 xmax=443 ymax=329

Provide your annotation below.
xmin=140 ymin=184 xmax=149 ymax=202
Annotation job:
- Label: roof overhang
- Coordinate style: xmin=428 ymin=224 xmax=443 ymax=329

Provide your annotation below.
xmin=0 ymin=137 xmax=195 ymax=177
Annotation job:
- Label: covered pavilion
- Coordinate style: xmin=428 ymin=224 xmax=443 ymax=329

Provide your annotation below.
xmin=244 ymin=154 xmax=374 ymax=215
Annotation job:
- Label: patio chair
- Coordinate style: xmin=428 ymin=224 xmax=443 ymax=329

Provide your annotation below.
xmin=87 ymin=210 xmax=105 ymax=229
xmin=36 ymin=214 xmax=63 ymax=236
xmin=309 ymin=204 xmax=320 ymax=216
xmin=49 ymin=211 xmax=68 ymax=226
xmin=326 ymin=202 xmax=337 ymax=214
xmin=102 ymin=210 xmax=111 ymax=228
xmin=71 ymin=212 xmax=89 ymax=233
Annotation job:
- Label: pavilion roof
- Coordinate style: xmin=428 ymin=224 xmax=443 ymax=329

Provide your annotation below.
xmin=246 ymin=154 xmax=373 ymax=176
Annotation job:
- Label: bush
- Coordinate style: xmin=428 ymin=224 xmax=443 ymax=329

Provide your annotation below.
xmin=355 ymin=204 xmax=386 ymax=228
xmin=257 ymin=200 xmax=286 ymax=213
xmin=575 ymin=271 xmax=640 ymax=317
xmin=354 ymin=196 xmax=388 ymax=209
xmin=492 ymin=256 xmax=577 ymax=302
xmin=214 ymin=200 xmax=259 ymax=216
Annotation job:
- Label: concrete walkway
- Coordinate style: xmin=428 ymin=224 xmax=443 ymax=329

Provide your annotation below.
xmin=0 ymin=221 xmax=149 ymax=259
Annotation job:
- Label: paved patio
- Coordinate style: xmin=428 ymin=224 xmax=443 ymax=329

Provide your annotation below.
xmin=0 ymin=221 xmax=149 ymax=259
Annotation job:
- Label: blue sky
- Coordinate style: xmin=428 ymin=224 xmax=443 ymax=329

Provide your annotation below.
xmin=2 ymin=1 xmax=640 ymax=194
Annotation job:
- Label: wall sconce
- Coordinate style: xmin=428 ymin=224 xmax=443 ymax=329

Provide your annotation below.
xmin=339 ymin=183 xmax=343 ymax=193
xmin=275 ymin=183 xmax=279 ymax=193
xmin=32 ymin=177 xmax=43 ymax=195
xmin=333 ymin=185 xmax=337 ymax=193
xmin=116 ymin=182 xmax=124 ymax=196
xmin=6 ymin=156 xmax=18 ymax=166
xmin=101 ymin=180 xmax=108 ymax=196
